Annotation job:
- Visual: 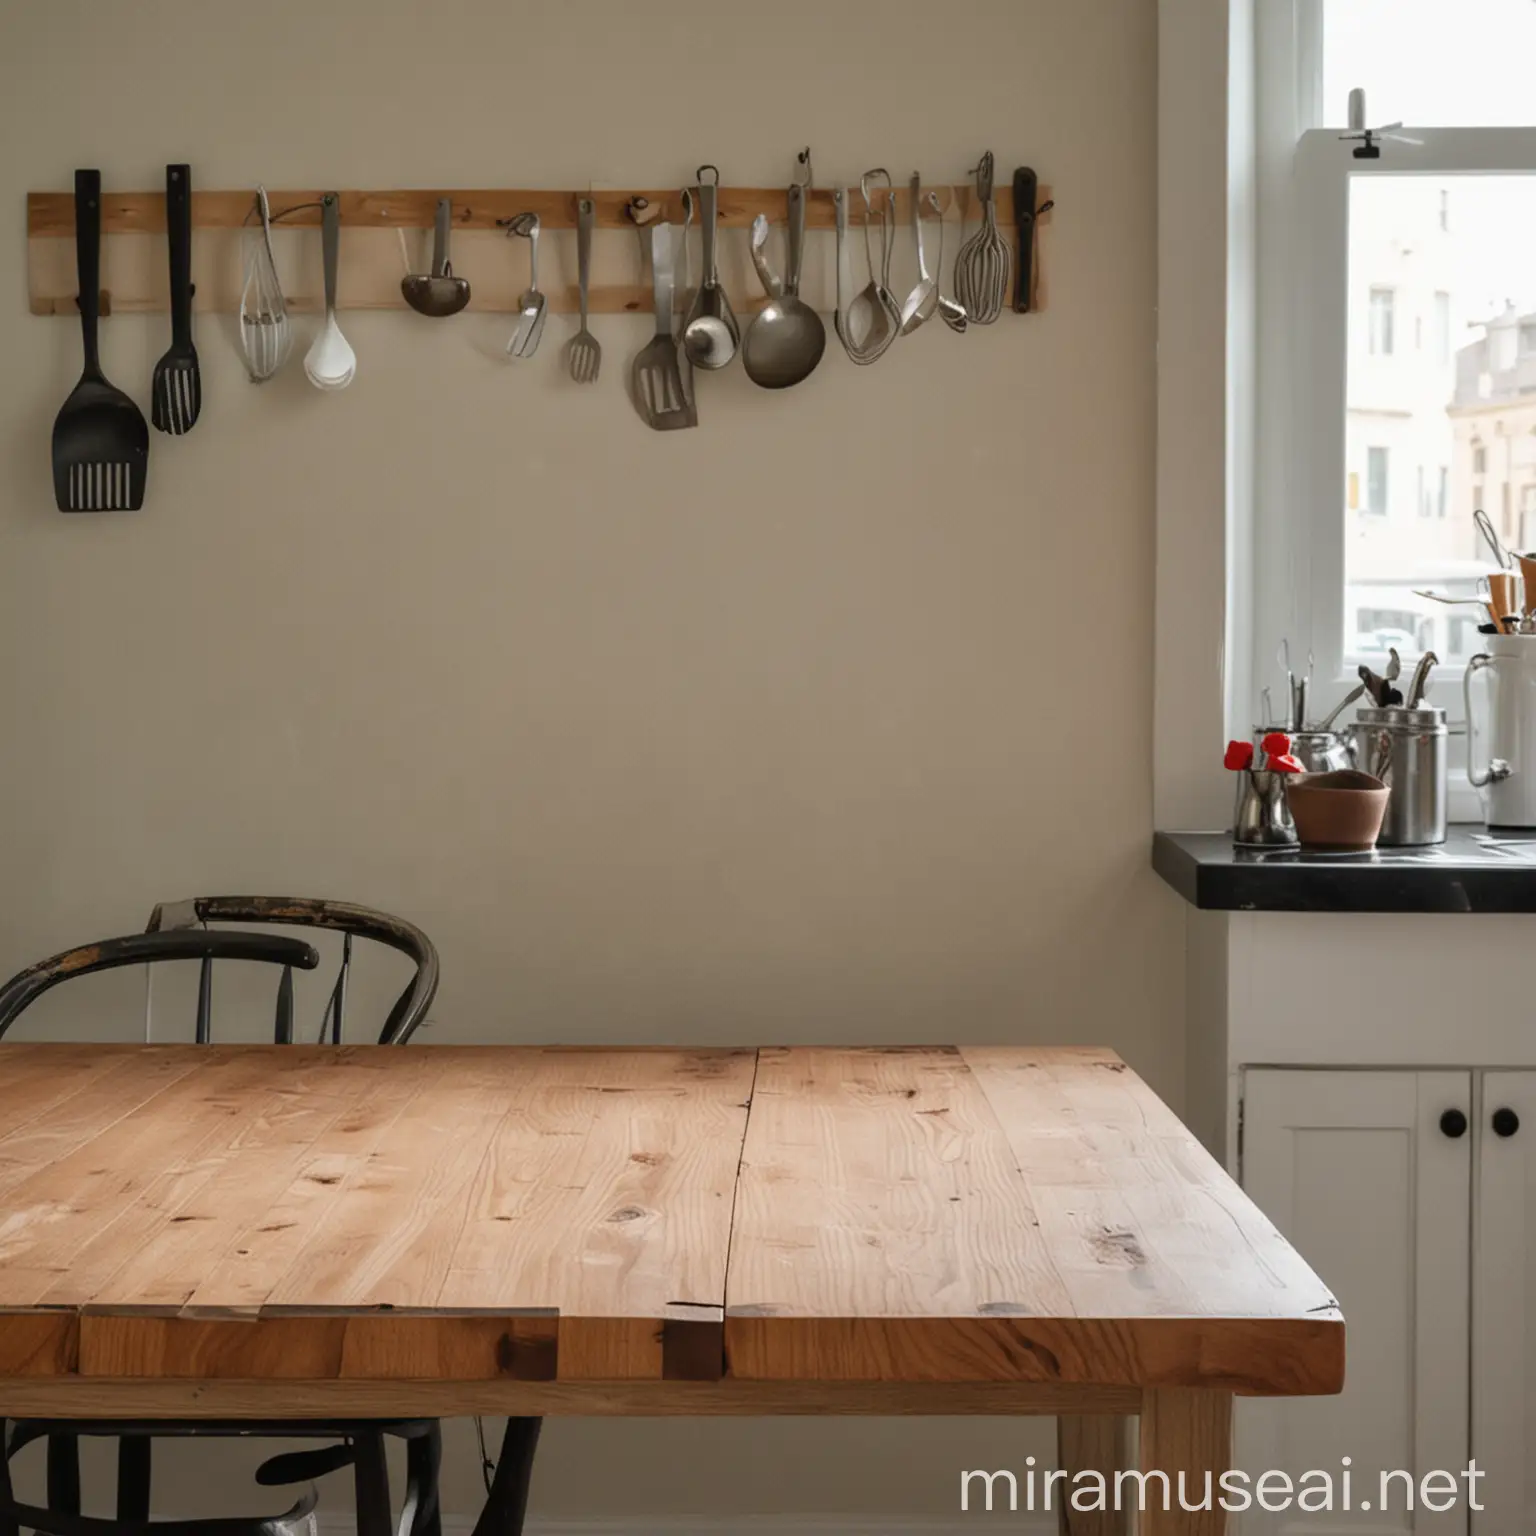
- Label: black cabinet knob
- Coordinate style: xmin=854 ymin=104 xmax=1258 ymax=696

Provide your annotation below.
xmin=1441 ymin=1109 xmax=1469 ymax=1138
xmin=1494 ymin=1108 xmax=1521 ymax=1139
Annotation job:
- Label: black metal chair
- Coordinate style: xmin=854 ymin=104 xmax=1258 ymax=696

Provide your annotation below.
xmin=0 ymin=900 xmax=447 ymax=1536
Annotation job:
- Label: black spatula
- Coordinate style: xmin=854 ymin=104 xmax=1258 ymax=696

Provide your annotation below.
xmin=52 ymin=170 xmax=148 ymax=511
xmin=151 ymin=164 xmax=201 ymax=434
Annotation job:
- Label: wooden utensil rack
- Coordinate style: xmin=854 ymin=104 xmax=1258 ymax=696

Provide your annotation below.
xmin=26 ymin=183 xmax=1053 ymax=319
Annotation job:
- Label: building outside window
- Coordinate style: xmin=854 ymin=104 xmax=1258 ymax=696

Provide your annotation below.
xmin=1366 ymin=447 xmax=1390 ymax=514
xmin=1369 ymin=288 xmax=1396 ymax=355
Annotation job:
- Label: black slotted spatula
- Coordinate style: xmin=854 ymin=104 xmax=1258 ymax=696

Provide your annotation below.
xmin=52 ymin=170 xmax=149 ymax=510
xmin=151 ymin=164 xmax=200 ymax=434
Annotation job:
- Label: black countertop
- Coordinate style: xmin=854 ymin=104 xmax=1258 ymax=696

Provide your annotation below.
xmin=1154 ymin=827 xmax=1536 ymax=913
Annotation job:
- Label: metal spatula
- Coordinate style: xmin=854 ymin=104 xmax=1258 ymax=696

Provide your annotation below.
xmin=52 ymin=170 xmax=148 ymax=511
xmin=151 ymin=164 xmax=201 ymax=434
xmin=632 ymin=224 xmax=695 ymax=431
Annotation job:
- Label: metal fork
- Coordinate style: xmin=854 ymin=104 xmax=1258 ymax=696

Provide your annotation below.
xmin=568 ymin=198 xmax=601 ymax=384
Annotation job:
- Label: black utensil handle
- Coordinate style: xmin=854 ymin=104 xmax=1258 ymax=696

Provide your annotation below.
xmin=74 ymin=168 xmax=102 ymax=371
xmin=432 ymin=197 xmax=451 ymax=277
xmin=1012 ymin=166 xmax=1038 ymax=314
xmin=166 ymin=164 xmax=193 ymax=345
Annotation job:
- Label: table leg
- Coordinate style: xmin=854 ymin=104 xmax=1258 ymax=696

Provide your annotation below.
xmin=1138 ymin=1389 xmax=1233 ymax=1535
xmin=1057 ymin=1416 xmax=1132 ymax=1536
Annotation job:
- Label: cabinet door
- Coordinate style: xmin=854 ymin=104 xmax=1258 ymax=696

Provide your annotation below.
xmin=1242 ymin=1070 xmax=1471 ymax=1536
xmin=1473 ymin=1071 xmax=1536 ymax=1534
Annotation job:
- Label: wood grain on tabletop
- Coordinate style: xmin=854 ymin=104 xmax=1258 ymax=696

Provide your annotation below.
xmin=0 ymin=1044 xmax=753 ymax=1384
xmin=723 ymin=1046 xmax=1343 ymax=1394
xmin=0 ymin=1044 xmax=1342 ymax=1398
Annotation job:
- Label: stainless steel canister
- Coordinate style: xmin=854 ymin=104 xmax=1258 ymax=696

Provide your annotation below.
xmin=1344 ymin=705 xmax=1447 ymax=846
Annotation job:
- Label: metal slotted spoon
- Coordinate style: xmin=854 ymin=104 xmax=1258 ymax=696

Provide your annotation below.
xmin=953 ymin=151 xmax=1011 ymax=325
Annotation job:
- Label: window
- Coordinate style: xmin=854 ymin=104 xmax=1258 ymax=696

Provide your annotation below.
xmin=1369 ymin=288 xmax=1395 ymax=355
xmin=1366 ymin=447 xmax=1389 ymax=515
xmin=1258 ymin=5 xmax=1536 ymax=726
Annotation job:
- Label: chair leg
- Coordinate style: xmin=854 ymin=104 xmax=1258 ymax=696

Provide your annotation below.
xmin=403 ymin=1424 xmax=442 ymax=1536
xmin=352 ymin=1431 xmax=392 ymax=1536
xmin=469 ymin=1419 xmax=542 ymax=1536
xmin=45 ymin=1434 xmax=80 ymax=1515
xmin=0 ymin=1420 xmax=21 ymax=1536
xmin=116 ymin=1436 xmax=152 ymax=1521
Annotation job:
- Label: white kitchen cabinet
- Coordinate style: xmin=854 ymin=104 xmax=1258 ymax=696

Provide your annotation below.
xmin=1241 ymin=1069 xmax=1471 ymax=1536
xmin=1473 ymin=1071 xmax=1536 ymax=1535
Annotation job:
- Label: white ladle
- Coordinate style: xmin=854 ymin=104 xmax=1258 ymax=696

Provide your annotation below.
xmin=305 ymin=194 xmax=356 ymax=390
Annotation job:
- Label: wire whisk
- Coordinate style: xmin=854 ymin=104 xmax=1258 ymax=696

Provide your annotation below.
xmin=240 ymin=186 xmax=292 ymax=382
xmin=952 ymin=152 xmax=1011 ymax=326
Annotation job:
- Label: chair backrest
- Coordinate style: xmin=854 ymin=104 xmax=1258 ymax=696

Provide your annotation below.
xmin=144 ymin=896 xmax=439 ymax=1044
xmin=0 ymin=929 xmax=320 ymax=1042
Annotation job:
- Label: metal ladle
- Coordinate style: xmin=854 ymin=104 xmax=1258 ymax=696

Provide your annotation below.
xmin=742 ymin=155 xmax=826 ymax=390
xmin=401 ymin=198 xmax=470 ymax=318
xmin=682 ymin=165 xmax=739 ymax=370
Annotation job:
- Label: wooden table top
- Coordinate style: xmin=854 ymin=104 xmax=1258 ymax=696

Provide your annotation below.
xmin=0 ymin=1044 xmax=1343 ymax=1405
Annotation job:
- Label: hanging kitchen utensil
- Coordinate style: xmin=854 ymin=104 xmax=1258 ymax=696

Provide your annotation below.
xmin=150 ymin=164 xmax=201 ymax=435
xmin=749 ymin=212 xmax=782 ymax=299
xmin=929 ymin=191 xmax=967 ymax=333
xmin=953 ymin=151 xmax=1010 ymax=325
xmin=632 ymin=223 xmax=695 ymax=430
xmin=505 ymin=212 xmax=547 ymax=360
xmin=304 ymin=194 xmax=356 ymax=390
xmin=1010 ymin=165 xmax=1043 ymax=314
xmin=742 ymin=174 xmax=826 ymax=390
xmin=52 ymin=170 xmax=148 ymax=511
xmin=240 ymin=185 xmax=291 ymax=383
xmin=401 ymin=198 xmax=469 ymax=317
xmin=682 ymin=166 xmax=739 ymax=371
xmin=567 ymin=197 xmax=601 ymax=384
xmin=899 ymin=173 xmax=937 ymax=335
xmin=841 ymin=169 xmax=900 ymax=364
xmin=832 ymin=189 xmax=855 ymax=358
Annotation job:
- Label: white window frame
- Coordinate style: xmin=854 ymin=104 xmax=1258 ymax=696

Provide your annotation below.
xmin=1253 ymin=0 xmax=1536 ymax=812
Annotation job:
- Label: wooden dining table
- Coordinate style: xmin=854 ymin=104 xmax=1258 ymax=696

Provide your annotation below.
xmin=0 ymin=1042 xmax=1343 ymax=1534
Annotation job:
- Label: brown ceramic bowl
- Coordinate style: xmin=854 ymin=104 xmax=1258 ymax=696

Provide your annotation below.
xmin=1285 ymin=769 xmax=1390 ymax=853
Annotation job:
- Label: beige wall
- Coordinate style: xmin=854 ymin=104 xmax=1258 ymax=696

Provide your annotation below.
xmin=0 ymin=0 xmax=1177 ymax=1520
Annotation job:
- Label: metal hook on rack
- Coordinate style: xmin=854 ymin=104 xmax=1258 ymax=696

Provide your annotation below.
xmin=793 ymin=147 xmax=813 ymax=190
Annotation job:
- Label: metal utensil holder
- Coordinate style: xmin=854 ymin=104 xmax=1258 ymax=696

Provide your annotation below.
xmin=1344 ymin=706 xmax=1447 ymax=846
